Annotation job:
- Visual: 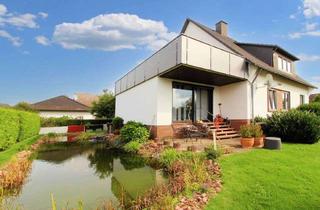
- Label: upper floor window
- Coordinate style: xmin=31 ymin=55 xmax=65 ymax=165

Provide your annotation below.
xmin=268 ymin=89 xmax=290 ymax=112
xmin=277 ymin=56 xmax=291 ymax=73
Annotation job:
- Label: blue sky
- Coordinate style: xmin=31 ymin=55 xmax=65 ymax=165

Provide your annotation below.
xmin=0 ymin=0 xmax=320 ymax=105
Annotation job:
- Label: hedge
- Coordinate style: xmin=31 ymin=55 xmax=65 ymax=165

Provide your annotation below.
xmin=297 ymin=102 xmax=320 ymax=116
xmin=0 ymin=108 xmax=40 ymax=150
xmin=18 ymin=111 xmax=40 ymax=142
xmin=0 ymin=108 xmax=20 ymax=150
xmin=264 ymin=110 xmax=320 ymax=144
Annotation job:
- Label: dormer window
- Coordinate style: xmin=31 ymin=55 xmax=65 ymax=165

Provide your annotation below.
xmin=277 ymin=56 xmax=291 ymax=73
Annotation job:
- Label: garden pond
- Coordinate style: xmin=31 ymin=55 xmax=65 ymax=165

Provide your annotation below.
xmin=3 ymin=141 xmax=167 ymax=209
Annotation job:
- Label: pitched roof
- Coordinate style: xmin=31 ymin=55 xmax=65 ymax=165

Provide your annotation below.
xmin=74 ymin=93 xmax=99 ymax=107
xmin=236 ymin=42 xmax=299 ymax=61
xmin=181 ymin=18 xmax=316 ymax=88
xmin=32 ymin=95 xmax=90 ymax=112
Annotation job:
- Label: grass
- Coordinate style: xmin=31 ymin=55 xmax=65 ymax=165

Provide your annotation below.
xmin=0 ymin=135 xmax=40 ymax=167
xmin=206 ymin=143 xmax=320 ymax=210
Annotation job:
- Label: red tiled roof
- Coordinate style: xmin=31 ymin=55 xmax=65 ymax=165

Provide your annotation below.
xmin=32 ymin=95 xmax=90 ymax=112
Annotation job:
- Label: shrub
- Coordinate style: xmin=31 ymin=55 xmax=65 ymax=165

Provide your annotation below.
xmin=297 ymin=102 xmax=320 ymax=116
xmin=204 ymin=145 xmax=223 ymax=160
xmin=239 ymin=124 xmax=254 ymax=138
xmin=265 ymin=110 xmax=320 ymax=144
xmin=159 ymin=148 xmax=180 ymax=167
xmin=252 ymin=124 xmax=263 ymax=138
xmin=120 ymin=121 xmax=150 ymax=143
xmin=123 ymin=141 xmax=142 ymax=153
xmin=0 ymin=108 xmax=20 ymax=150
xmin=253 ymin=116 xmax=267 ymax=123
xmin=18 ymin=111 xmax=40 ymax=141
xmin=112 ymin=116 xmax=124 ymax=130
xmin=40 ymin=116 xmax=70 ymax=127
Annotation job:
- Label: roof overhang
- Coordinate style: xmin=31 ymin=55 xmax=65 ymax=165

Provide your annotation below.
xmin=159 ymin=64 xmax=246 ymax=86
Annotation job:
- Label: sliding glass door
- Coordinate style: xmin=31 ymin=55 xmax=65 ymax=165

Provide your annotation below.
xmin=172 ymin=83 xmax=213 ymax=122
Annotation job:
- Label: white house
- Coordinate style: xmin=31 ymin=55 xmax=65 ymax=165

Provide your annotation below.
xmin=32 ymin=95 xmax=95 ymax=119
xmin=115 ymin=19 xmax=316 ymax=138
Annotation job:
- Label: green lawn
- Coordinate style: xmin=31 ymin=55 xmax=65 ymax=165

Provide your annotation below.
xmin=0 ymin=135 xmax=40 ymax=166
xmin=206 ymin=143 xmax=320 ymax=210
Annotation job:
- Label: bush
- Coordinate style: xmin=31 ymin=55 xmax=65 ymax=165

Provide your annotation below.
xmin=239 ymin=124 xmax=254 ymax=138
xmin=112 ymin=116 xmax=124 ymax=130
xmin=40 ymin=116 xmax=70 ymax=127
xmin=0 ymin=108 xmax=40 ymax=150
xmin=18 ymin=111 xmax=40 ymax=141
xmin=123 ymin=141 xmax=142 ymax=153
xmin=265 ymin=110 xmax=320 ymax=144
xmin=204 ymin=145 xmax=223 ymax=160
xmin=252 ymin=124 xmax=263 ymax=138
xmin=297 ymin=102 xmax=320 ymax=116
xmin=253 ymin=116 xmax=267 ymax=123
xmin=0 ymin=108 xmax=20 ymax=150
xmin=159 ymin=148 xmax=180 ymax=167
xmin=120 ymin=121 xmax=150 ymax=143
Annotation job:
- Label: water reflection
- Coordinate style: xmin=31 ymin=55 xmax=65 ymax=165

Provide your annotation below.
xmin=5 ymin=142 xmax=166 ymax=210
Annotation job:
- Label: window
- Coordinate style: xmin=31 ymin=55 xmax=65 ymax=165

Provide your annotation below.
xmin=277 ymin=56 xmax=291 ymax=73
xmin=268 ymin=89 xmax=290 ymax=111
xmin=300 ymin=95 xmax=305 ymax=105
xmin=282 ymin=91 xmax=290 ymax=110
xmin=268 ymin=89 xmax=277 ymax=111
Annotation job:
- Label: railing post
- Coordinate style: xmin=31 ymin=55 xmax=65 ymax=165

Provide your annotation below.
xmin=212 ymin=129 xmax=217 ymax=150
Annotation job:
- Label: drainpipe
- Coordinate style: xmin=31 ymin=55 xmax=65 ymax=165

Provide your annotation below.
xmin=249 ymin=66 xmax=262 ymax=121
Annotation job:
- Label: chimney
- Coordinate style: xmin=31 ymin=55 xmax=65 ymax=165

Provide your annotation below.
xmin=216 ymin=20 xmax=228 ymax=36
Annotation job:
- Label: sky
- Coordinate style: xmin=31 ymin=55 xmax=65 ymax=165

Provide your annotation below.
xmin=0 ymin=0 xmax=320 ymax=105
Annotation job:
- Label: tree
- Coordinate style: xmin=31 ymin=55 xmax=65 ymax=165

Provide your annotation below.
xmin=312 ymin=95 xmax=320 ymax=103
xmin=91 ymin=90 xmax=115 ymax=118
xmin=14 ymin=102 xmax=36 ymax=112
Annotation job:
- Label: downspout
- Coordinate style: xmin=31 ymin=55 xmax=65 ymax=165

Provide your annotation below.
xmin=249 ymin=65 xmax=262 ymax=121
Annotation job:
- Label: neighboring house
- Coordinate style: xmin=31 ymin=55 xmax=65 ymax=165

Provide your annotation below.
xmin=115 ymin=19 xmax=316 ymax=138
xmin=32 ymin=95 xmax=95 ymax=119
xmin=74 ymin=93 xmax=99 ymax=107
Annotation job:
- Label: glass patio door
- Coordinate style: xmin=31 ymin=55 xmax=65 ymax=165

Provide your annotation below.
xmin=172 ymin=83 xmax=213 ymax=122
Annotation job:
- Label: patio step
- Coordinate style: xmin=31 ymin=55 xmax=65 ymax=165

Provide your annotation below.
xmin=216 ymin=130 xmax=238 ymax=135
xmin=216 ymin=133 xmax=240 ymax=140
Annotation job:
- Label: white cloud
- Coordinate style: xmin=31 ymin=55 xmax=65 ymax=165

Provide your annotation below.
xmin=289 ymin=30 xmax=320 ymax=39
xmin=0 ymin=30 xmax=21 ymax=46
xmin=38 ymin=12 xmax=48 ymax=19
xmin=306 ymin=22 xmax=318 ymax=30
xmin=304 ymin=0 xmax=320 ymax=18
xmin=52 ymin=13 xmax=177 ymax=51
xmin=0 ymin=4 xmax=7 ymax=15
xmin=3 ymin=13 xmax=38 ymax=28
xmin=0 ymin=3 xmax=47 ymax=46
xmin=298 ymin=53 xmax=320 ymax=61
xmin=35 ymin=35 xmax=50 ymax=46
xmin=289 ymin=14 xmax=296 ymax=19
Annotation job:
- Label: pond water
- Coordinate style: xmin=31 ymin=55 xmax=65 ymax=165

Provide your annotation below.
xmin=4 ymin=142 xmax=166 ymax=210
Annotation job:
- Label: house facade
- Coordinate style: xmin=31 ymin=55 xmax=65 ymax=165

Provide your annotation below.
xmin=115 ymin=19 xmax=315 ymax=138
xmin=32 ymin=95 xmax=95 ymax=119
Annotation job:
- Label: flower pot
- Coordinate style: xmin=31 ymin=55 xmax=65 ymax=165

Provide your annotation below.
xmin=240 ymin=137 xmax=254 ymax=148
xmin=254 ymin=137 xmax=264 ymax=147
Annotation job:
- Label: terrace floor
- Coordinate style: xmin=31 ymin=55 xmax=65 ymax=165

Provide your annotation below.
xmin=167 ymin=137 xmax=246 ymax=153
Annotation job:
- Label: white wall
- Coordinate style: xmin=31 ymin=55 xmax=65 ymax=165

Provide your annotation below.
xmin=184 ymin=21 xmax=234 ymax=53
xmin=253 ymin=70 xmax=311 ymax=118
xmin=39 ymin=111 xmax=95 ymax=119
xmin=116 ymin=77 xmax=159 ymax=125
xmin=214 ymin=81 xmax=251 ymax=120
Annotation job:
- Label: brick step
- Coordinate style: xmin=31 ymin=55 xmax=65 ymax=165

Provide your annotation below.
xmin=211 ymin=127 xmax=235 ymax=131
xmin=217 ymin=134 xmax=240 ymax=140
xmin=209 ymin=124 xmax=231 ymax=129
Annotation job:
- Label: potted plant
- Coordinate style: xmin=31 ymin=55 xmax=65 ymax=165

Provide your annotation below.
xmin=239 ymin=124 xmax=254 ymax=148
xmin=253 ymin=124 xmax=264 ymax=147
